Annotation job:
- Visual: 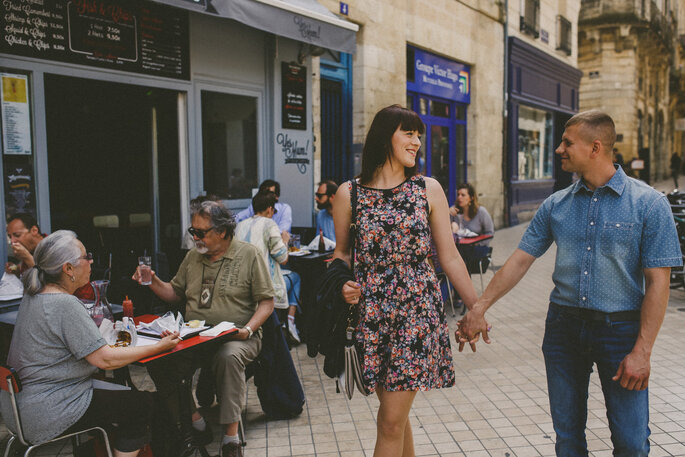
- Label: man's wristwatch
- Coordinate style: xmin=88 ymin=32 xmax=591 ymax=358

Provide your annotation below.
xmin=244 ymin=325 xmax=254 ymax=338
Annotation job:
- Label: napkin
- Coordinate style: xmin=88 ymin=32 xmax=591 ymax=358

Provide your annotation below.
xmin=306 ymin=234 xmax=336 ymax=251
xmin=456 ymin=228 xmax=479 ymax=238
xmin=200 ymin=321 xmax=236 ymax=337
xmin=0 ymin=272 xmax=23 ymax=300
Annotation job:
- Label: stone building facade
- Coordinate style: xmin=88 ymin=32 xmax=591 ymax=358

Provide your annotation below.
xmin=312 ymin=0 xmax=582 ymax=227
xmin=313 ymin=0 xmax=507 ymax=225
xmin=578 ymin=0 xmax=679 ymax=183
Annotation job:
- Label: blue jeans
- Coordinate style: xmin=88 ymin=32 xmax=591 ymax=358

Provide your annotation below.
xmin=541 ymin=305 xmax=649 ymax=457
xmin=284 ymin=271 xmax=301 ymax=312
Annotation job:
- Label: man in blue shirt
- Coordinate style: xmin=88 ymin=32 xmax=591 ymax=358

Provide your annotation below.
xmin=315 ymin=180 xmax=338 ymax=241
xmin=459 ymin=111 xmax=682 ymax=456
xmin=235 ymin=179 xmax=292 ymax=238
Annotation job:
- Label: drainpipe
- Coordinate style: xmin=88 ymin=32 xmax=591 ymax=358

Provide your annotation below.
xmin=502 ymin=0 xmax=510 ymax=226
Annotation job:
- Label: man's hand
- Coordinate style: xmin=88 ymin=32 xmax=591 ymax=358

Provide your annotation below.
xmin=10 ymin=242 xmax=32 ymax=265
xmin=157 ymin=331 xmax=181 ymax=351
xmin=131 ymin=266 xmax=156 ymax=285
xmin=612 ymin=350 xmax=650 ymax=390
xmin=455 ymin=307 xmax=491 ymax=352
xmin=229 ymin=328 xmax=252 ymax=341
xmin=342 ymin=280 xmax=361 ymax=305
xmin=281 ymin=231 xmax=291 ymax=245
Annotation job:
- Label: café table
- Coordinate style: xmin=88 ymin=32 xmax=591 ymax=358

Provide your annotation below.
xmin=133 ymin=314 xmax=239 ymax=457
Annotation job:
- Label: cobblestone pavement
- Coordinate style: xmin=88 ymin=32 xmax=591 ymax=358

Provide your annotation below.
xmin=2 ymin=178 xmax=685 ymax=456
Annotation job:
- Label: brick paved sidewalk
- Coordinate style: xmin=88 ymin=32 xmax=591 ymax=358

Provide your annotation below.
xmin=2 ymin=177 xmax=684 ymax=456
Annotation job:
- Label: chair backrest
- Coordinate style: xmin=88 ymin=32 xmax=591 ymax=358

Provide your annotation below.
xmin=0 ymin=365 xmax=21 ymax=394
xmin=466 ymin=245 xmax=492 ymax=274
xmin=1 ymin=364 xmax=28 ymax=445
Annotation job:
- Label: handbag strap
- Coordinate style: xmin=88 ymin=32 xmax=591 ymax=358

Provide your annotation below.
xmin=345 ymin=180 xmax=359 ymax=340
xmin=350 ymin=179 xmax=358 ymax=273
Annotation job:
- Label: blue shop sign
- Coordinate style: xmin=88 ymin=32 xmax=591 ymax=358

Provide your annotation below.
xmin=407 ymin=47 xmax=470 ymax=104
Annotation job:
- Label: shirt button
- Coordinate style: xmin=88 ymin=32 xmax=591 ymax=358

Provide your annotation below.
xmin=590 ymin=221 xmax=594 ymax=226
xmin=593 ymin=198 xmax=598 ymax=202
xmin=584 ymin=271 xmax=588 ymax=275
xmin=616 ymin=223 xmax=620 ymax=227
xmin=582 ymin=296 xmax=587 ymax=300
xmin=587 ymin=246 xmax=591 ymax=251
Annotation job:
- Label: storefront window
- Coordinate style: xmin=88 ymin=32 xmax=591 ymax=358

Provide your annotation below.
xmin=517 ymin=105 xmax=553 ymax=180
xmin=201 ymin=91 xmax=258 ymax=199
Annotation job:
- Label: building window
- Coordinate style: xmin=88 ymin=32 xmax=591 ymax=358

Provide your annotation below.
xmin=517 ymin=105 xmax=553 ymax=180
xmin=201 ymin=91 xmax=258 ymax=200
xmin=556 ymin=16 xmax=572 ymax=55
xmin=520 ymin=0 xmax=540 ymax=38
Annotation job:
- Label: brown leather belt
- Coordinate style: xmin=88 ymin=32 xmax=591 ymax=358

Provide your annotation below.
xmin=550 ymin=303 xmax=640 ymax=322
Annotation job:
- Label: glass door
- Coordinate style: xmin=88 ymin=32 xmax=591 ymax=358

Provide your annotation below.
xmin=408 ymin=94 xmax=467 ymax=204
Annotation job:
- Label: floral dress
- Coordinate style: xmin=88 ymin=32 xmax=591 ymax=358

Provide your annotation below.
xmin=353 ymin=175 xmax=455 ymax=392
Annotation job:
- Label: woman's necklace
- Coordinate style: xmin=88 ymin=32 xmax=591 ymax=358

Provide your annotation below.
xmin=200 ymin=258 xmax=226 ymax=308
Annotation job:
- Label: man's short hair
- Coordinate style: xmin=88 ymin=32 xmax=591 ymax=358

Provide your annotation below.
xmin=258 ymin=179 xmax=280 ymax=197
xmin=8 ymin=213 xmax=39 ymax=231
xmin=252 ymin=191 xmax=278 ymax=214
xmin=320 ymin=180 xmax=338 ymax=197
xmin=190 ymin=200 xmax=236 ymax=239
xmin=565 ymin=110 xmax=617 ymax=152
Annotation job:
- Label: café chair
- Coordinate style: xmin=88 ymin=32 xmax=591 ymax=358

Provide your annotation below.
xmin=465 ymin=245 xmax=493 ymax=294
xmin=0 ymin=364 xmax=113 ymax=457
xmin=427 ymin=248 xmax=458 ymax=317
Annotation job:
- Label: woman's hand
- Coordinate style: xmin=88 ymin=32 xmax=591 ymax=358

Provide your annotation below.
xmin=157 ymin=331 xmax=181 ymax=351
xmin=342 ymin=280 xmax=362 ymax=304
xmin=449 ymin=206 xmax=459 ymax=217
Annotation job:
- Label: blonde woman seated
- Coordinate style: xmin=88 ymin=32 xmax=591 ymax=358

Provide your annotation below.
xmin=449 ymin=183 xmax=494 ymax=245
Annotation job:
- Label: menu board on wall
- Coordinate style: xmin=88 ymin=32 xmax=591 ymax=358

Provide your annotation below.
xmin=281 ymin=62 xmax=307 ymax=130
xmin=1 ymin=73 xmax=32 ymax=155
xmin=1 ymin=0 xmax=190 ymax=80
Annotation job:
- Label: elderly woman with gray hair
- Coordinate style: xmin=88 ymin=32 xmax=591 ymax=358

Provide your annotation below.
xmin=0 ymin=230 xmax=180 ymax=457
xmin=133 ymin=199 xmax=274 ymax=457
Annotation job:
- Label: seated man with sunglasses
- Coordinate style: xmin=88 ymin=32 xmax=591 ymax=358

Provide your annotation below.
xmin=132 ymin=199 xmax=274 ymax=457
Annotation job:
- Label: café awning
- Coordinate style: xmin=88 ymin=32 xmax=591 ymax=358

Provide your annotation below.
xmin=152 ymin=0 xmax=358 ymax=54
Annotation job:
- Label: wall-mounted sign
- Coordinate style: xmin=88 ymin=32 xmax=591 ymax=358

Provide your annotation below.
xmin=281 ymin=62 xmax=307 ymax=130
xmin=1 ymin=0 xmax=190 ymax=80
xmin=407 ymin=46 xmax=470 ymax=104
xmin=1 ymin=74 xmax=32 ymax=155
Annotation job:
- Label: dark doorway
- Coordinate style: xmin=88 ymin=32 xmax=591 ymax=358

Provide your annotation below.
xmin=553 ymin=113 xmax=573 ymax=192
xmin=44 ymin=74 xmax=181 ymax=304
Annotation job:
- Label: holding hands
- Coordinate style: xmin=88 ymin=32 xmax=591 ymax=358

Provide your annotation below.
xmin=455 ymin=304 xmax=492 ymax=353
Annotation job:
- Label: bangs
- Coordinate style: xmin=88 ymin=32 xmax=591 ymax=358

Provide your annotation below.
xmin=398 ymin=110 xmax=425 ymax=134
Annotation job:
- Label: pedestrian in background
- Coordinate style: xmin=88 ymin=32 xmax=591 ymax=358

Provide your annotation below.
xmin=333 ymin=105 xmax=479 ymax=456
xmin=458 ymin=110 xmax=682 ymax=456
xmin=671 ymin=151 xmax=682 ymax=189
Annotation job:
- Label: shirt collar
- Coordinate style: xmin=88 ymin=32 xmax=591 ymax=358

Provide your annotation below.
xmin=572 ymin=164 xmax=626 ymax=196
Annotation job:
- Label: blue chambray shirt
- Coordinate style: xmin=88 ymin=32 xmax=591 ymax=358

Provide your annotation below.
xmin=519 ymin=166 xmax=682 ymax=312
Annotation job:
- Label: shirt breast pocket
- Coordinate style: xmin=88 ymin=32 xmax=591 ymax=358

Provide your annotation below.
xmin=600 ymin=221 xmax=638 ymax=258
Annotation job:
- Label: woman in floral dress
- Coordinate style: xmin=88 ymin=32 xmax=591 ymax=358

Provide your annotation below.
xmin=332 ymin=105 xmax=480 ymax=456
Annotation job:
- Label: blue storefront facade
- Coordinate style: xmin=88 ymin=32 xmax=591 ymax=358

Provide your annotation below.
xmin=507 ymin=37 xmax=582 ymax=225
xmin=406 ymin=46 xmax=471 ymax=204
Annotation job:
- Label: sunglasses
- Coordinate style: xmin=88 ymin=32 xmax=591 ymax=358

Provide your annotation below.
xmin=187 ymin=226 xmax=216 ymax=239
xmin=315 ymin=193 xmax=329 ymax=198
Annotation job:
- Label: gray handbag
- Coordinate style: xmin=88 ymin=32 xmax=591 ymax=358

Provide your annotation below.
xmin=341 ymin=180 xmax=371 ymax=400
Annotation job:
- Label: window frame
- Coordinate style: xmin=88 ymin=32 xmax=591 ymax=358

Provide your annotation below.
xmin=520 ymin=0 xmax=540 ymax=38
xmin=556 ymin=15 xmax=572 ymax=56
xmin=194 ymin=81 xmax=265 ymax=210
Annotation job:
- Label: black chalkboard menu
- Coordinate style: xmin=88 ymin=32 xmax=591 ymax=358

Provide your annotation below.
xmin=281 ymin=62 xmax=307 ymax=130
xmin=1 ymin=0 xmax=190 ymax=80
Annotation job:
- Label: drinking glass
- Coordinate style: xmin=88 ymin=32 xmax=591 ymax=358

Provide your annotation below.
xmin=138 ymin=256 xmax=152 ymax=285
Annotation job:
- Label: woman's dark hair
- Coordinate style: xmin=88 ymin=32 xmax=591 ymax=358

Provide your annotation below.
xmin=457 ymin=183 xmax=480 ymax=219
xmin=360 ymin=105 xmax=425 ymax=185
xmin=252 ymin=191 xmax=278 ymax=214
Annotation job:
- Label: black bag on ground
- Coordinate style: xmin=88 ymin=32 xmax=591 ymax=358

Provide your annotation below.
xmin=252 ymin=311 xmax=305 ymax=419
